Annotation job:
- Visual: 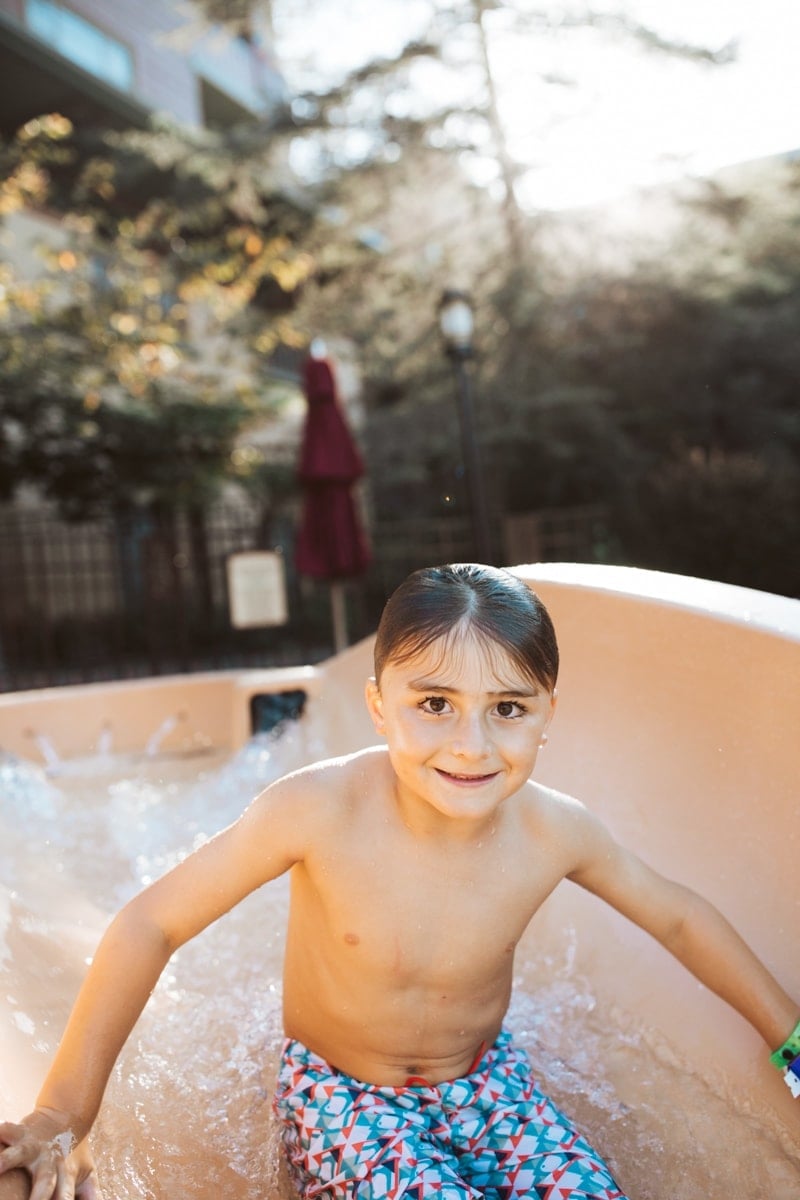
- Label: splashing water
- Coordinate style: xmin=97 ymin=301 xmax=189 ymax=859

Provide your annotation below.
xmin=24 ymin=731 xmax=61 ymax=772
xmin=144 ymin=712 xmax=186 ymax=758
xmin=1 ymin=728 xmax=799 ymax=1200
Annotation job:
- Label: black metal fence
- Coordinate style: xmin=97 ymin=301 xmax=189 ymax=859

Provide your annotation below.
xmin=0 ymin=501 xmax=609 ymax=692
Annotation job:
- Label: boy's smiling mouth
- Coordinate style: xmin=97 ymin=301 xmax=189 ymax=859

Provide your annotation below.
xmin=435 ymin=769 xmax=499 ymax=785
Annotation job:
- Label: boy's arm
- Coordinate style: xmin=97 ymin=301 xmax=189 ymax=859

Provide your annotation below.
xmin=0 ymin=774 xmax=307 ymax=1198
xmin=565 ymin=804 xmax=799 ymax=1053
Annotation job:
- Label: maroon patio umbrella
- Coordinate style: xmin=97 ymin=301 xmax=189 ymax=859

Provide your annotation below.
xmin=295 ymin=350 xmax=371 ymax=650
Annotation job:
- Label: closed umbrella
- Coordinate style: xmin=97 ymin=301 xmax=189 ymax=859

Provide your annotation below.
xmin=295 ymin=350 xmax=371 ymax=651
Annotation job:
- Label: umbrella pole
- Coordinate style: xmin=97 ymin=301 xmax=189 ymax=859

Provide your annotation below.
xmin=330 ymin=580 xmax=348 ymax=654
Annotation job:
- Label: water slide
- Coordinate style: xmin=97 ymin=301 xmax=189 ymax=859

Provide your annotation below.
xmin=1 ymin=563 xmax=799 ymax=1198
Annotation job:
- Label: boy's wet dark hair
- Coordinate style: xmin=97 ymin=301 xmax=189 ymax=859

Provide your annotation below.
xmin=374 ymin=563 xmax=559 ymax=692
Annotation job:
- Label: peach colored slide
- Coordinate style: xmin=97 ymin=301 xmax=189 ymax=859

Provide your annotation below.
xmin=1 ymin=563 xmax=799 ymax=1199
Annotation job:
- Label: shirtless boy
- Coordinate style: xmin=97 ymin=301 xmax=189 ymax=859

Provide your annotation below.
xmin=1 ymin=563 xmax=798 ymax=1200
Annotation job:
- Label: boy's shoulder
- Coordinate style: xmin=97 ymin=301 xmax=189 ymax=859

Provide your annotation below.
xmin=516 ymin=780 xmax=620 ymax=879
xmin=236 ymin=747 xmax=388 ymax=867
xmin=519 ymin=778 xmax=587 ymax=820
xmin=268 ymin=745 xmax=389 ymax=811
xmin=290 ymin=743 xmax=388 ymax=783
xmin=516 ymin=779 xmax=598 ymax=845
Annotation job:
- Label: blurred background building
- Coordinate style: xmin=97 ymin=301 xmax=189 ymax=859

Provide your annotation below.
xmin=0 ymin=0 xmax=286 ymax=135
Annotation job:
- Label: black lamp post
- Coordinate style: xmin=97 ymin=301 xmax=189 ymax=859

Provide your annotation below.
xmin=438 ymin=289 xmax=493 ymax=564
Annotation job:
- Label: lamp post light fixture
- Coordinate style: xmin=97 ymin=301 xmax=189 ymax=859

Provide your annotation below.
xmin=438 ymin=288 xmax=493 ymax=564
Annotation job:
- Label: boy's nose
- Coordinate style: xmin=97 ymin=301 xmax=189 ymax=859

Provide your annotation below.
xmin=451 ymin=714 xmax=492 ymax=758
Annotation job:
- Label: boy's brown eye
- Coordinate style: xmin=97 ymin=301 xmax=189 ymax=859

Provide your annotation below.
xmin=425 ymin=696 xmax=446 ymax=713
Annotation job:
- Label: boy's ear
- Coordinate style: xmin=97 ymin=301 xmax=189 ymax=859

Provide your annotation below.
xmin=365 ymin=677 xmax=386 ymax=734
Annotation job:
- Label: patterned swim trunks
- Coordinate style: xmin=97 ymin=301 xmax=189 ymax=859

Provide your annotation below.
xmin=273 ymin=1028 xmax=628 ymax=1199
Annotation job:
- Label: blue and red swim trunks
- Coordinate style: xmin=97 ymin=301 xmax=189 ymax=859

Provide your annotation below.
xmin=273 ymin=1027 xmax=628 ymax=1198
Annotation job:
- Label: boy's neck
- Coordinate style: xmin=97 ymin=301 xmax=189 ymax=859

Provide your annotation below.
xmin=391 ymin=782 xmax=503 ymax=846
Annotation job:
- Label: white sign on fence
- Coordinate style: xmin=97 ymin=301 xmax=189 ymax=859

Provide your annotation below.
xmin=226 ymin=551 xmax=288 ymax=629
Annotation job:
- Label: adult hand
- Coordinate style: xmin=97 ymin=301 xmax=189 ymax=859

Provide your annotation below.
xmin=0 ymin=1111 xmax=103 ymax=1200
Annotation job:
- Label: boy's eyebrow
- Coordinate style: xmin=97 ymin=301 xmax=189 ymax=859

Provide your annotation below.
xmin=407 ymin=676 xmax=539 ymax=697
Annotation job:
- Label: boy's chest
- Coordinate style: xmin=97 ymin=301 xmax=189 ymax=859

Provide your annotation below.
xmin=300 ymin=833 xmax=561 ymax=982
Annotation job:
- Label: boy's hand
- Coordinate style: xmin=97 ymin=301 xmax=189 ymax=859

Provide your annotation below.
xmin=66 ymin=1139 xmax=102 ymax=1200
xmin=0 ymin=1111 xmax=103 ymax=1200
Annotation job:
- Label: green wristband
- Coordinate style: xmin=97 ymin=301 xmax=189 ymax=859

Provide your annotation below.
xmin=770 ymin=1019 xmax=800 ymax=1071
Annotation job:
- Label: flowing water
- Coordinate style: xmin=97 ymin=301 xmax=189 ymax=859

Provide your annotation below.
xmin=2 ymin=727 xmax=799 ymax=1200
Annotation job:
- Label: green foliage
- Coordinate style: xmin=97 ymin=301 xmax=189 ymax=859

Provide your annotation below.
xmin=485 ymin=388 xmax=637 ymax=512
xmin=0 ymin=281 xmax=257 ymax=514
xmin=11 ymin=389 xmax=252 ymax=518
xmin=0 ymin=107 xmax=315 ymax=514
xmin=621 ymin=455 xmax=800 ymax=598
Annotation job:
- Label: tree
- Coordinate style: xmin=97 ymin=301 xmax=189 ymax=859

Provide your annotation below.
xmin=539 ymin=158 xmax=800 ymax=595
xmin=6 ymin=0 xmax=799 ymax=600
xmin=0 ymin=107 xmax=315 ymax=513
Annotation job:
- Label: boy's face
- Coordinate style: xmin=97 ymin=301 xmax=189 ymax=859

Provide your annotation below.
xmin=365 ymin=632 xmax=556 ymax=828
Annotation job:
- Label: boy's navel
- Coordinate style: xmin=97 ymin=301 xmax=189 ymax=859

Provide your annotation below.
xmin=344 ymin=931 xmax=360 ymax=946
